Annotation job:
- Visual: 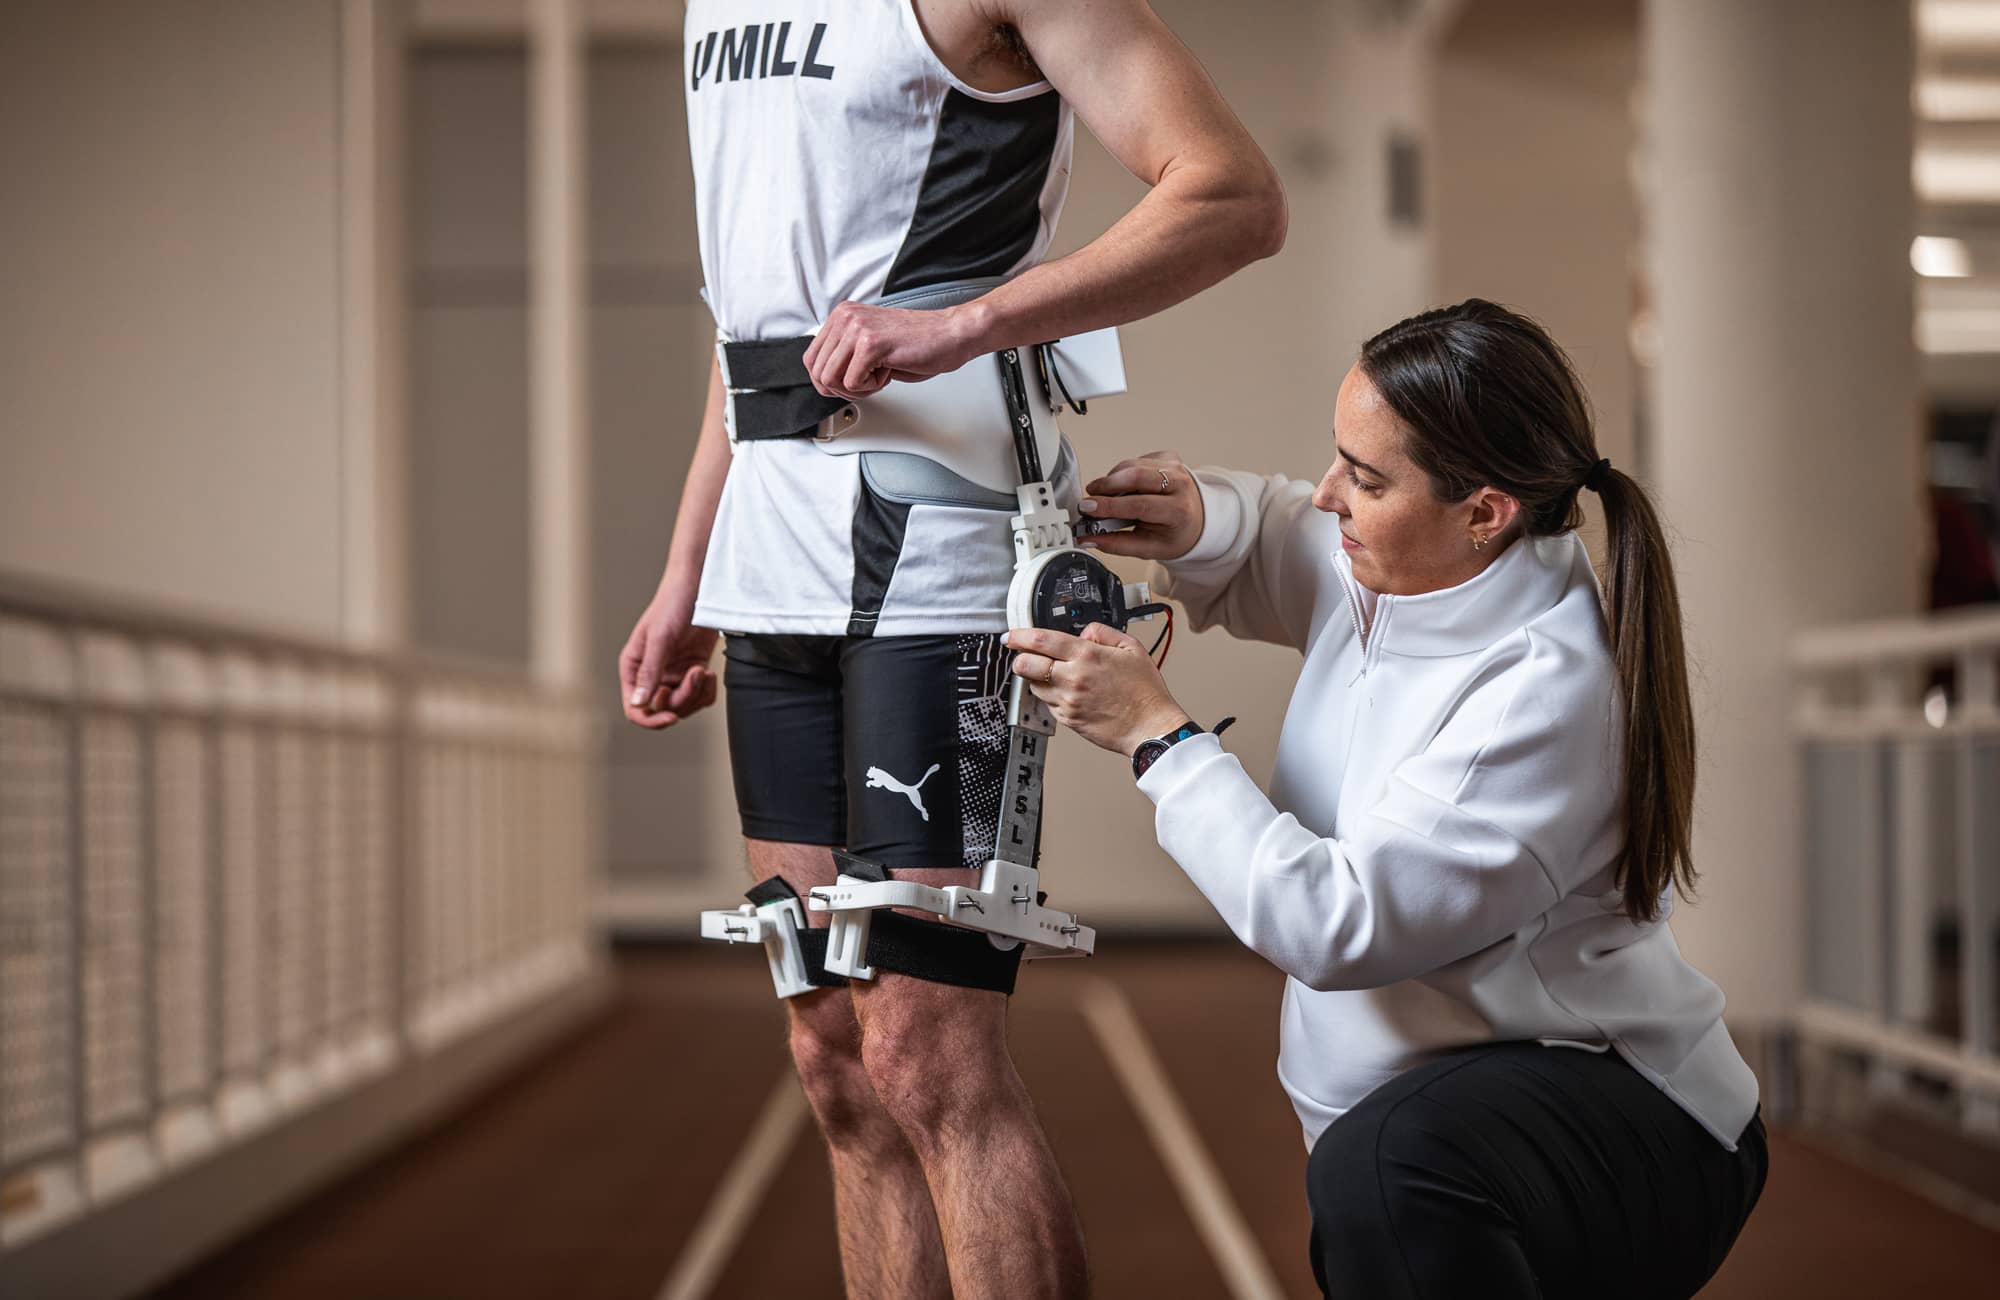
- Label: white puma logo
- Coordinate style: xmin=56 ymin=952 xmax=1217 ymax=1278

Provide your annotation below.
xmin=865 ymin=763 xmax=941 ymax=822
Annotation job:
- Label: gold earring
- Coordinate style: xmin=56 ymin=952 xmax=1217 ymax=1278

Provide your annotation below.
xmin=1472 ymin=534 xmax=1487 ymax=551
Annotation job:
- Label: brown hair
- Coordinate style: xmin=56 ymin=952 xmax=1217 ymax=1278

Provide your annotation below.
xmin=1358 ymin=299 xmax=1695 ymax=923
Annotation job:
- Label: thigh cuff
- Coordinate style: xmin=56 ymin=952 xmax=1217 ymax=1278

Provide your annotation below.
xmin=864 ymin=910 xmax=1025 ymax=995
xmin=744 ymin=876 xmax=848 ymax=989
xmin=796 ymin=926 xmax=851 ymax=989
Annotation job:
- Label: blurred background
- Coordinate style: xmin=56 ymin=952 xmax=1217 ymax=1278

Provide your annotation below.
xmin=1 ymin=0 xmax=1997 ymax=1296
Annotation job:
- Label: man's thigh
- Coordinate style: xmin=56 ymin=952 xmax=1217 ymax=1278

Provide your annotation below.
xmin=723 ymin=631 xmax=1010 ymax=876
xmin=732 ymin=632 xmax=1020 ymax=1000
xmin=746 ymin=838 xmax=841 ymax=926
xmin=840 ymin=633 xmax=1010 ymax=874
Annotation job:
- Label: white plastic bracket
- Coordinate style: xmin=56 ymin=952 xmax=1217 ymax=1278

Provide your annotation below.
xmin=698 ymin=894 xmax=816 ymax=999
xmin=809 ymin=856 xmax=1097 ymax=974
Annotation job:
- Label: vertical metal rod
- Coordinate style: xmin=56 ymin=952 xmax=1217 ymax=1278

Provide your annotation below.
xmin=1959 ymin=651 xmax=1999 ymax=1131
xmin=390 ymin=679 xmax=416 ymax=1050
xmin=63 ymin=628 xmax=89 ymax=1174
xmin=1889 ymin=738 xmax=1935 ymax=1033
xmin=304 ymin=709 xmax=325 ymax=1063
xmin=257 ymin=695 xmax=276 ymax=1077
xmin=137 ymin=697 xmax=160 ymax=1139
xmin=205 ymin=709 xmax=226 ymax=1098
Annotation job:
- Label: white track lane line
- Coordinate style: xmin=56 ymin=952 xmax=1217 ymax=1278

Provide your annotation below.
xmin=655 ymin=1070 xmax=810 ymax=1300
xmin=1075 ymin=976 xmax=1290 ymax=1300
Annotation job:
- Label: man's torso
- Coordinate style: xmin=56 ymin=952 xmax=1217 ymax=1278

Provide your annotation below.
xmin=684 ymin=0 xmax=1077 ymax=637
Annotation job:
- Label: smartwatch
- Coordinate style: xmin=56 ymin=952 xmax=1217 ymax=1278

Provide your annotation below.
xmin=1131 ymin=716 xmax=1234 ymax=780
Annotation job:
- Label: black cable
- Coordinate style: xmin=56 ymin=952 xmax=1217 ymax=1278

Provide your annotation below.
xmin=1148 ymin=606 xmax=1174 ymax=666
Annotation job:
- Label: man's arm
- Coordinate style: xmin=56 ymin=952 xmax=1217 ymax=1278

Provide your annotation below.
xmin=804 ymin=0 xmax=1286 ymax=400
xmin=618 ymin=355 xmax=729 ymax=729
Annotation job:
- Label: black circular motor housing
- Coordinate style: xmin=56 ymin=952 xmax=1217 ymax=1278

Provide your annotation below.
xmin=1030 ymin=550 xmax=1128 ymax=636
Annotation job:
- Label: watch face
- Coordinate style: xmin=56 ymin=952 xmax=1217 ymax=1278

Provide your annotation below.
xmin=1131 ymin=738 xmax=1170 ymax=779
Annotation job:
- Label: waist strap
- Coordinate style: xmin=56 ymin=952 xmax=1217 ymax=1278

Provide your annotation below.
xmin=715 ymin=277 xmax=1122 ymax=495
xmin=717 ymin=336 xmax=848 ymax=442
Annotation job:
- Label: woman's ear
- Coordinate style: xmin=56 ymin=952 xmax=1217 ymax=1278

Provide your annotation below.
xmin=1467 ymin=487 xmax=1521 ymax=541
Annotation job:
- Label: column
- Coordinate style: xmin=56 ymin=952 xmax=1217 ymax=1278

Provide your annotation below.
xmin=1644 ymin=0 xmax=1922 ymax=1020
xmin=528 ymin=0 xmax=590 ymax=690
xmin=339 ymin=0 xmax=411 ymax=650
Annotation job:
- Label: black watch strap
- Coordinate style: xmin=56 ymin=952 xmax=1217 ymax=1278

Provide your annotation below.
xmin=1132 ymin=715 xmax=1235 ymax=781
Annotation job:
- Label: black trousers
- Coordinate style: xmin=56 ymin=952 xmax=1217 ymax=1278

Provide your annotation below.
xmin=1306 ymin=1041 xmax=1767 ymax=1299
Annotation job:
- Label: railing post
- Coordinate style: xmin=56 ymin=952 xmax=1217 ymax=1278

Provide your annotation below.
xmin=137 ymin=685 xmax=159 ymax=1162
xmin=1960 ymin=645 xmax=1999 ymax=1133
xmin=61 ymin=629 xmax=87 ymax=1215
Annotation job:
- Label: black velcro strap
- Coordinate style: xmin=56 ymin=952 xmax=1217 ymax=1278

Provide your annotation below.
xmin=745 ymin=875 xmax=800 ymax=907
xmin=722 ymin=337 xmax=848 ymax=441
xmin=722 ymin=337 xmax=814 ymax=388
xmin=832 ymin=849 xmax=891 ymax=883
xmin=864 ymin=911 xmax=1025 ymax=995
xmin=796 ymin=926 xmax=850 ymax=989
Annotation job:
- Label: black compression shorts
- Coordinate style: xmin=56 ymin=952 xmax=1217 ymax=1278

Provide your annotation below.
xmin=721 ymin=633 xmax=1011 ymax=871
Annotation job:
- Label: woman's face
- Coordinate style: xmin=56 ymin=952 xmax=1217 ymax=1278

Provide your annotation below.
xmin=1311 ymin=365 xmax=1517 ymax=597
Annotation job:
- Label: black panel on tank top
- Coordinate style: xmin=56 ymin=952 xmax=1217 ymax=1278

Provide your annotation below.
xmin=882 ymin=89 xmax=1061 ymax=295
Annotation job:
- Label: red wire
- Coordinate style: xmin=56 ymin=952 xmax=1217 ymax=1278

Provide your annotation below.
xmin=1152 ymin=606 xmax=1175 ymax=669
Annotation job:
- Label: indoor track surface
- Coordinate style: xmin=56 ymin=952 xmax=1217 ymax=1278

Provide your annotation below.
xmin=148 ymin=945 xmax=2000 ymax=1299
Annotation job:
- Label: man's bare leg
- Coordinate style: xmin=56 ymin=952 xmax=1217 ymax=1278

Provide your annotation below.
xmin=849 ymin=867 xmax=1089 ymax=1300
xmin=747 ymin=839 xmax=949 ymax=1298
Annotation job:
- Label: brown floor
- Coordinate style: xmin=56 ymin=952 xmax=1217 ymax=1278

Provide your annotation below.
xmin=149 ymin=945 xmax=2000 ymax=1300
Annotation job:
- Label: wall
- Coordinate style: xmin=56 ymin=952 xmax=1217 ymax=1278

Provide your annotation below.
xmin=407 ymin=46 xmax=535 ymax=667
xmin=1431 ymin=0 xmax=1640 ymax=489
xmin=0 ymin=1 xmax=347 ymax=638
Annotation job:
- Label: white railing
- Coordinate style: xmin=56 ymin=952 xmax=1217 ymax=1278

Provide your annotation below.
xmin=0 ymin=575 xmax=604 ymax=1255
xmin=1792 ymin=605 xmax=2000 ymax=1132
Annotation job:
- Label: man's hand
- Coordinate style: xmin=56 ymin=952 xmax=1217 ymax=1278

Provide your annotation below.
xmin=1006 ymin=623 xmax=1189 ymax=757
xmin=619 ymin=590 xmax=719 ymax=730
xmin=803 ymin=300 xmax=988 ymax=400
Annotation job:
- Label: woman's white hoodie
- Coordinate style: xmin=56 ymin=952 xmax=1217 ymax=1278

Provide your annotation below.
xmin=1138 ymin=467 xmax=1760 ymax=1149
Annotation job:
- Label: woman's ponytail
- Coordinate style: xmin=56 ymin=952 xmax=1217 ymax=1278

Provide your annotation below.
xmin=1593 ymin=468 xmax=1698 ymax=922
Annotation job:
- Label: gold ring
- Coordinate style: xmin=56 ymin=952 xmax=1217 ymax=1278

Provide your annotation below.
xmin=1042 ymin=662 xmax=1056 ymax=686
xmin=1157 ymin=468 xmax=1172 ymax=494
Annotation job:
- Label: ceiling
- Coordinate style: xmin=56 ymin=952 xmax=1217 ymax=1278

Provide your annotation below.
xmin=1917 ymin=0 xmax=2000 ymax=385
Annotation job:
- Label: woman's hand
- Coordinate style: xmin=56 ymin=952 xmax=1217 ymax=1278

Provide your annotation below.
xmin=1006 ymin=623 xmax=1192 ymax=757
xmin=1080 ymin=451 xmax=1205 ymax=561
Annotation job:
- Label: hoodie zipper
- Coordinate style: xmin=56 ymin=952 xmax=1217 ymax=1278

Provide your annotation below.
xmin=1335 ymin=557 xmax=1388 ymax=683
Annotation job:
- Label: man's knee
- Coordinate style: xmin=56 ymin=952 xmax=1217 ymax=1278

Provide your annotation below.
xmin=856 ymin=976 xmax=1010 ymax=1144
xmin=786 ymin=992 xmax=882 ymax=1147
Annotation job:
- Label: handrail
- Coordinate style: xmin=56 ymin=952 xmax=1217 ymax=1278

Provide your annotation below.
xmin=1792 ymin=605 xmax=2000 ymax=669
xmin=0 ymin=571 xmax=601 ymax=1258
xmin=0 ymin=568 xmax=588 ymax=700
xmin=1787 ymin=601 xmax=2000 ymax=1137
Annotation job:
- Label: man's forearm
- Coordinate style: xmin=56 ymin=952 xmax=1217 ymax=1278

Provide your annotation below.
xmin=657 ymin=363 xmax=731 ymax=607
xmin=957 ymin=162 xmax=1285 ymax=353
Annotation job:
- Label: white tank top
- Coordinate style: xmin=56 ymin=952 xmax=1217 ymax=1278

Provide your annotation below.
xmin=684 ymin=0 xmax=1079 ymax=637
